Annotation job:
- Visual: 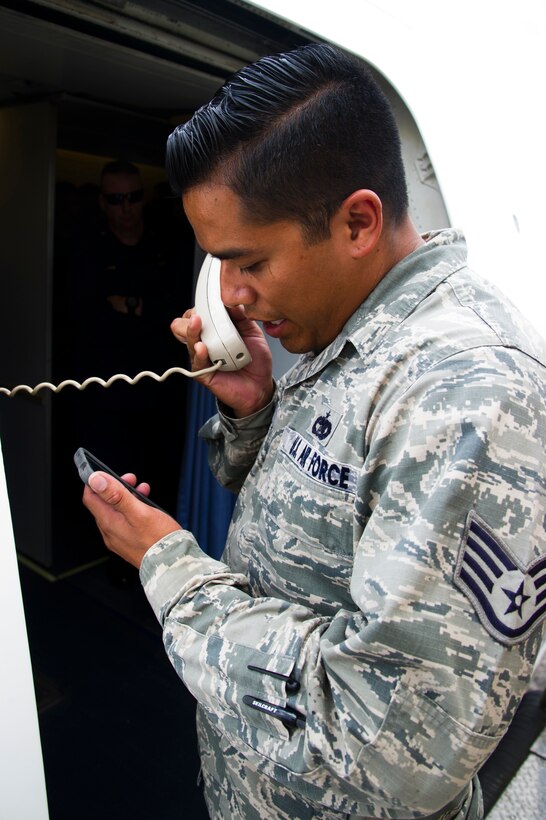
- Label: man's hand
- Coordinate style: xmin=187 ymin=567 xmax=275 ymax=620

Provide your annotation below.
xmin=171 ymin=305 xmax=275 ymax=418
xmin=83 ymin=471 xmax=181 ymax=568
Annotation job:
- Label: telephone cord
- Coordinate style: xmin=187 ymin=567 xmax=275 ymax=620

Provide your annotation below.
xmin=0 ymin=362 xmax=222 ymax=398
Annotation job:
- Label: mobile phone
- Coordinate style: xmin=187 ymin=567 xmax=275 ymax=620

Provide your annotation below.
xmin=74 ymin=447 xmax=166 ymax=512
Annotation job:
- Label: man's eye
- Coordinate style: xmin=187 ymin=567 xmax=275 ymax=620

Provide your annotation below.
xmin=239 ymin=262 xmax=261 ymax=275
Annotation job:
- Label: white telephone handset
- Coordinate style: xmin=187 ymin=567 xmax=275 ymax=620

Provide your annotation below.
xmin=194 ymin=254 xmax=252 ymax=371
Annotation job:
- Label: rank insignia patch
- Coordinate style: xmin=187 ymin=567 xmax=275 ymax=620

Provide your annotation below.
xmin=454 ymin=512 xmax=546 ymax=645
xmin=307 ymin=402 xmax=341 ymax=445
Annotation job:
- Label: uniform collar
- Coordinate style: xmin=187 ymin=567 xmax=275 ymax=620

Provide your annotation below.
xmin=284 ymin=229 xmax=468 ymax=388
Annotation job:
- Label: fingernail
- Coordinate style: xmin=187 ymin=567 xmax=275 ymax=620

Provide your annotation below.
xmin=89 ymin=472 xmax=108 ymax=492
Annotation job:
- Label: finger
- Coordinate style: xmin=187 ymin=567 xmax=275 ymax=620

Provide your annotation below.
xmin=186 ymin=313 xmax=203 ymax=347
xmin=135 ymin=482 xmax=151 ymax=496
xmin=171 ymin=307 xmax=197 ymax=342
xmin=171 ymin=316 xmax=189 ymax=344
xmin=87 ymin=471 xmax=137 ymax=512
xmin=119 ymin=473 xmax=151 ymax=497
xmin=186 ymin=314 xmax=218 ymax=373
xmin=172 ymin=314 xmax=208 ymax=368
xmin=192 ymin=339 xmax=214 ymax=373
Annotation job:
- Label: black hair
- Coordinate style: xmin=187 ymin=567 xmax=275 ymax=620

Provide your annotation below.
xmin=166 ymin=43 xmax=408 ymax=242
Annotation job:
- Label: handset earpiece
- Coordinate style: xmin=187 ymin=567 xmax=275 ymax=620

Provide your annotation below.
xmin=194 ymin=255 xmax=252 ymax=371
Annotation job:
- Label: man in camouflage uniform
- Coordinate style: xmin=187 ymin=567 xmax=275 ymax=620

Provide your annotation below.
xmin=83 ymin=45 xmax=546 ymax=819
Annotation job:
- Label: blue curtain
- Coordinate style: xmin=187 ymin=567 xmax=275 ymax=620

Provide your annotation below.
xmin=176 ymin=379 xmax=235 ymax=559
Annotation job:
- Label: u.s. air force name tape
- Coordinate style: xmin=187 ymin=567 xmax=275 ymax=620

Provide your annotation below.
xmin=280 ymin=427 xmax=358 ymax=495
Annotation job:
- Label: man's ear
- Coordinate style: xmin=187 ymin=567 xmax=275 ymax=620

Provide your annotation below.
xmin=341 ymin=189 xmax=383 ymax=258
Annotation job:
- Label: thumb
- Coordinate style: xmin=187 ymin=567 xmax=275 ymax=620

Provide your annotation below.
xmin=88 ymin=471 xmax=132 ymax=509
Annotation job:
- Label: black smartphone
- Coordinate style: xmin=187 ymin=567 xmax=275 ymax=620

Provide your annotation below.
xmin=74 ymin=447 xmax=166 ymax=512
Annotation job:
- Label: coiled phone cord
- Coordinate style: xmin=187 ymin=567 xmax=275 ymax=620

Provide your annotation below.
xmin=0 ymin=363 xmax=222 ymax=398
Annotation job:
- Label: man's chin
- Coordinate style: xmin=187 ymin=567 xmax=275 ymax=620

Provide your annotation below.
xmin=279 ymin=336 xmax=313 ymax=355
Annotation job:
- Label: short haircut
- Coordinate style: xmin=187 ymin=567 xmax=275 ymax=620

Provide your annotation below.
xmin=101 ymin=160 xmax=141 ymax=181
xmin=166 ymin=43 xmax=408 ymax=242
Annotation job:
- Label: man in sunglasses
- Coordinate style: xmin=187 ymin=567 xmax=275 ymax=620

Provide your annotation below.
xmin=60 ymin=159 xmax=191 ymax=538
xmin=70 ymin=158 xmax=177 ymax=369
xmin=97 ymin=160 xmax=146 ymax=316
xmin=100 ymin=161 xmax=145 ymax=247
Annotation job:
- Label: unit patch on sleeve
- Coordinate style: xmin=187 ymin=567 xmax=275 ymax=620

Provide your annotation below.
xmin=454 ymin=511 xmax=546 ymax=645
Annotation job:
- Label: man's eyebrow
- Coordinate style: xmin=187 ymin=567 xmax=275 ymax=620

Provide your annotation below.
xmin=211 ymin=247 xmax=254 ymax=261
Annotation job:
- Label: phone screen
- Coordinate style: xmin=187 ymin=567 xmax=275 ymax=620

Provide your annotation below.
xmin=74 ymin=447 xmax=166 ymax=512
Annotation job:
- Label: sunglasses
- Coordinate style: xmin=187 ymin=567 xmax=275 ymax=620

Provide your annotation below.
xmin=102 ymin=188 xmax=144 ymax=205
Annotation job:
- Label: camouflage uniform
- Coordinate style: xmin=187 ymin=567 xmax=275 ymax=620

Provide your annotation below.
xmin=141 ymin=230 xmax=546 ymax=819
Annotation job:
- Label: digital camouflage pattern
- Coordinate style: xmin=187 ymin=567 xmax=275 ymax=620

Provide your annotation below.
xmin=141 ymin=230 xmax=546 ymax=819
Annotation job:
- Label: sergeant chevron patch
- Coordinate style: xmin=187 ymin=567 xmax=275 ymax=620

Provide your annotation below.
xmin=454 ymin=512 xmax=546 ymax=645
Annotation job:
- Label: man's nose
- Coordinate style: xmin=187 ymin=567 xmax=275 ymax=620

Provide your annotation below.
xmin=220 ymin=262 xmax=255 ymax=307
